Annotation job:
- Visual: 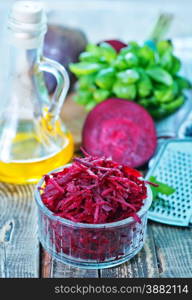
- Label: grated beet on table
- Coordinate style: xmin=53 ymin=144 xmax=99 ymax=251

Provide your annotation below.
xmin=40 ymin=152 xmax=151 ymax=261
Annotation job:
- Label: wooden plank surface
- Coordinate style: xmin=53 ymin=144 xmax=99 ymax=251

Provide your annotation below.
xmin=151 ymin=223 xmax=192 ymax=278
xmin=100 ymin=225 xmax=159 ymax=278
xmin=41 ymin=250 xmax=99 ymax=278
xmin=0 ymin=183 xmax=39 ymax=278
xmin=41 ymin=222 xmax=192 ymax=278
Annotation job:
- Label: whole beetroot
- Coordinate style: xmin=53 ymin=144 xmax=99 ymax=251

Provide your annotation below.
xmin=43 ymin=25 xmax=88 ymax=93
xmin=82 ymin=98 xmax=157 ymax=168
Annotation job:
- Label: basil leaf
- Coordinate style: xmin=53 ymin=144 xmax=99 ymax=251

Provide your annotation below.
xmin=171 ymin=56 xmax=181 ymax=75
xmin=138 ymin=45 xmax=155 ymax=66
xmin=161 ymin=95 xmax=185 ymax=113
xmin=99 ymin=42 xmax=117 ymax=62
xmin=74 ymin=90 xmax=93 ymax=105
xmin=137 ymin=73 xmax=152 ymax=97
xmin=154 ymin=82 xmax=179 ymax=103
xmin=113 ymin=82 xmax=136 ymax=99
xmin=149 ymin=176 xmax=175 ymax=200
xmin=146 ymin=67 xmax=173 ymax=86
xmin=117 ymin=69 xmax=140 ymax=84
xmin=69 ymin=62 xmax=103 ymax=76
xmin=176 ymin=76 xmax=191 ymax=90
xmin=124 ymin=52 xmax=138 ymax=68
xmin=86 ymin=44 xmax=101 ymax=56
xmin=93 ymin=89 xmax=110 ymax=103
xmin=160 ymin=52 xmax=173 ymax=71
xmin=85 ymin=101 xmax=97 ymax=111
xmin=95 ymin=67 xmax=116 ymax=89
xmin=78 ymin=74 xmax=95 ymax=89
xmin=79 ymin=52 xmax=100 ymax=62
xmin=113 ymin=55 xmax=127 ymax=70
xmin=157 ymin=40 xmax=173 ymax=55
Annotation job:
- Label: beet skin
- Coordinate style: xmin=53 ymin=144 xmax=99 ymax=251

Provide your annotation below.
xmin=104 ymin=40 xmax=127 ymax=52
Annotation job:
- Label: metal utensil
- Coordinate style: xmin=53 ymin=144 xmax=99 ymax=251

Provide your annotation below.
xmin=146 ymin=138 xmax=192 ymax=227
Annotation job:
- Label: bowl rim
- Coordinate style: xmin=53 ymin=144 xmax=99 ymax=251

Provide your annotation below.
xmin=34 ymin=164 xmax=153 ymax=229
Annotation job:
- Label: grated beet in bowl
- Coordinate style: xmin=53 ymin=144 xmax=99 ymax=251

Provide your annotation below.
xmin=35 ymin=152 xmax=153 ymax=269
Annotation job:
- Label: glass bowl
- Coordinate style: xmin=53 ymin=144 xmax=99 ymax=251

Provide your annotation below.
xmin=35 ymin=166 xmax=152 ymax=269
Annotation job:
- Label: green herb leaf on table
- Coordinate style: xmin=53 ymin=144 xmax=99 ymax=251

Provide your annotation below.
xmin=149 ymin=176 xmax=175 ymax=201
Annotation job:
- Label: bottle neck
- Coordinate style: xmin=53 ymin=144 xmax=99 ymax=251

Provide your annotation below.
xmin=8 ymin=38 xmax=43 ymax=76
xmin=4 ymin=35 xmax=48 ymax=121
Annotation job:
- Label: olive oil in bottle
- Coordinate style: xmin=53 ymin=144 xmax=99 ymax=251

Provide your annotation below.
xmin=0 ymin=1 xmax=74 ymax=184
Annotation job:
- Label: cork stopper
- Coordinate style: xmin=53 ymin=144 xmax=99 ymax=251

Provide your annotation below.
xmin=7 ymin=1 xmax=47 ymax=48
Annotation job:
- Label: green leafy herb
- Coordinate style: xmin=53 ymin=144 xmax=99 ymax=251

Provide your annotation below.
xmin=70 ymin=39 xmax=191 ymax=116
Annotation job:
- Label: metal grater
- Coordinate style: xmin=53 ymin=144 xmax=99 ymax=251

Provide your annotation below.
xmin=145 ymin=138 xmax=192 ymax=227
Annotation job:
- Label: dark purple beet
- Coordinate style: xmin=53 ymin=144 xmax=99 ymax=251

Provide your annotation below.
xmin=82 ymin=98 xmax=157 ymax=168
xmin=43 ymin=25 xmax=88 ymax=93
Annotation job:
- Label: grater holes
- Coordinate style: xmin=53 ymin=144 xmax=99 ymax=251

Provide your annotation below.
xmin=148 ymin=141 xmax=192 ymax=226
